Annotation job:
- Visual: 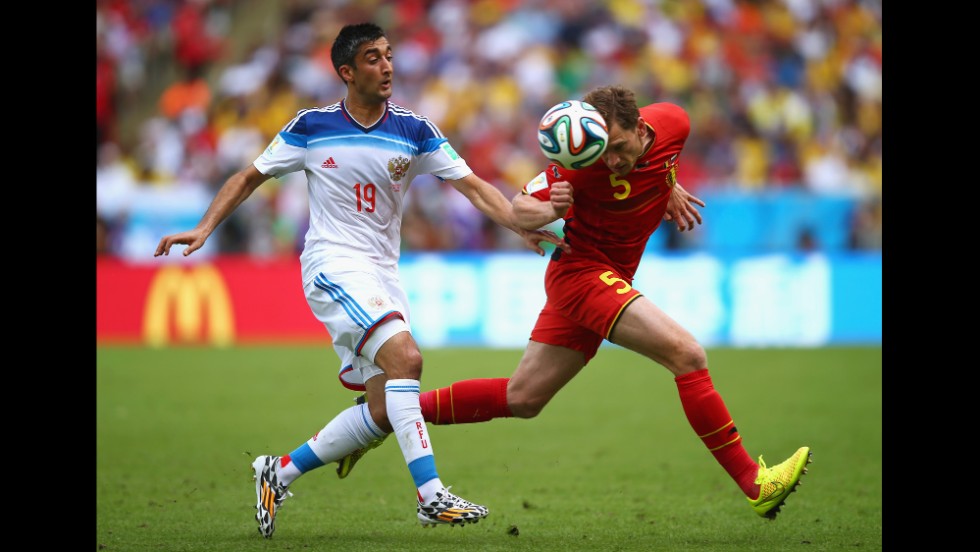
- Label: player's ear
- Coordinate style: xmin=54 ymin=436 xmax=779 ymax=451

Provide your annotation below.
xmin=339 ymin=64 xmax=354 ymax=84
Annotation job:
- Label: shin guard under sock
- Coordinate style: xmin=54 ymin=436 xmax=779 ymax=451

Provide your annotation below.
xmin=675 ymin=369 xmax=761 ymax=497
xmin=419 ymin=378 xmax=512 ymax=425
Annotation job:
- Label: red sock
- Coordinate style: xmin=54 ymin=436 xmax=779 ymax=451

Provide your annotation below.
xmin=419 ymin=378 xmax=512 ymax=425
xmin=675 ymin=369 xmax=760 ymax=498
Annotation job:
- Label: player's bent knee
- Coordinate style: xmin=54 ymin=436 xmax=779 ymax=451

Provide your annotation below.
xmin=672 ymin=340 xmax=707 ymax=374
xmin=369 ymin=319 xmax=423 ymax=380
xmin=393 ymin=347 xmax=423 ymax=380
xmin=507 ymin=396 xmax=547 ymax=419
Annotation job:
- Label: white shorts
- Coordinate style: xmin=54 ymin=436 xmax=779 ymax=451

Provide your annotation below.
xmin=303 ymin=260 xmax=411 ymax=392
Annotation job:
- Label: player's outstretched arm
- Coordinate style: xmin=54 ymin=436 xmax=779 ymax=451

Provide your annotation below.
xmin=663 ymin=182 xmax=705 ymax=232
xmin=154 ymin=164 xmax=271 ymax=257
xmin=449 ymin=172 xmax=568 ymax=255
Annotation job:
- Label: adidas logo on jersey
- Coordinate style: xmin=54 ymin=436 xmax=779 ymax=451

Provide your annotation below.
xmin=321 ymin=157 xmax=338 ymax=168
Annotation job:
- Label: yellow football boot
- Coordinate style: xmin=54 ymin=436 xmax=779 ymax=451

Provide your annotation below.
xmin=747 ymin=446 xmax=811 ymax=519
xmin=336 ymin=434 xmax=388 ymax=479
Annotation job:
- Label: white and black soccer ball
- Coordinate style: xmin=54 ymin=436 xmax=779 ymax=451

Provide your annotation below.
xmin=537 ymin=100 xmax=609 ymax=170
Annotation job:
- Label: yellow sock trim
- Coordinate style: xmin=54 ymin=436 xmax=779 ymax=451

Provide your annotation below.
xmin=697 ymin=419 xmax=734 ymax=439
xmin=449 ymin=384 xmax=455 ymax=424
xmin=708 ymin=435 xmax=742 ymax=452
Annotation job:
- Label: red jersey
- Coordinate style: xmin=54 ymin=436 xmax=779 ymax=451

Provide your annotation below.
xmin=524 ymin=103 xmax=689 ymax=278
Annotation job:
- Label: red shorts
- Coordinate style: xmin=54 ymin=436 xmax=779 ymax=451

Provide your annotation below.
xmin=530 ymin=258 xmax=642 ymax=363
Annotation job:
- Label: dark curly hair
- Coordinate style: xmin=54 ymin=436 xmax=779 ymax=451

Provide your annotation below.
xmin=330 ymin=22 xmax=387 ymax=79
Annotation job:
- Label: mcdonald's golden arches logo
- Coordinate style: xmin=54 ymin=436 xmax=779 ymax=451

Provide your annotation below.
xmin=143 ymin=265 xmax=235 ymax=347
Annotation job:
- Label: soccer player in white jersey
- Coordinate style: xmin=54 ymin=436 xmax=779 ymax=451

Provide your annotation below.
xmin=154 ymin=22 xmax=566 ymax=538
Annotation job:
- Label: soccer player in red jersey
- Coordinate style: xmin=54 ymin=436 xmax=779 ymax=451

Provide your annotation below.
xmin=344 ymin=85 xmax=811 ymax=520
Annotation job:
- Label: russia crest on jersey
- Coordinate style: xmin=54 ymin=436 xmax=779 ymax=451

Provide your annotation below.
xmin=388 ymin=156 xmax=410 ymax=182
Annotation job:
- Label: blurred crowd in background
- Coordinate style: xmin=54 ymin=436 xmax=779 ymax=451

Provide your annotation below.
xmin=96 ymin=0 xmax=882 ymax=259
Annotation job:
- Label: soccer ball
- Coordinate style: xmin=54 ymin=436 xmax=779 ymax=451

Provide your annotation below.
xmin=537 ymin=100 xmax=609 ymax=169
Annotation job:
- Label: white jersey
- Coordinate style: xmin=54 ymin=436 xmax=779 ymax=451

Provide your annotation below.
xmin=253 ymin=99 xmax=473 ymax=284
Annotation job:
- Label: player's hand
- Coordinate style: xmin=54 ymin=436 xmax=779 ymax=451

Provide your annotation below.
xmin=663 ymin=183 xmax=704 ymax=232
xmin=550 ymin=180 xmax=573 ymax=218
xmin=154 ymin=228 xmax=208 ymax=257
xmin=520 ymin=228 xmax=570 ymax=256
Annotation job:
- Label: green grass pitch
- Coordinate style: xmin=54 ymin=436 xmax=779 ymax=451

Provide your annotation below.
xmin=97 ymin=345 xmax=882 ymax=551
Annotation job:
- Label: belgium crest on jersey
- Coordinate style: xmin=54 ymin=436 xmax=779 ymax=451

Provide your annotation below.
xmin=388 ymin=156 xmax=411 ymax=182
xmin=664 ymin=154 xmax=678 ymax=188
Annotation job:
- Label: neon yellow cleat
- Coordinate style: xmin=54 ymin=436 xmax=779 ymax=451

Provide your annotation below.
xmin=336 ymin=433 xmax=388 ymax=479
xmin=747 ymin=446 xmax=811 ymax=519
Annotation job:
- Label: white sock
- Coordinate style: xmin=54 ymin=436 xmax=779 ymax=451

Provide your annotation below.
xmin=278 ymin=403 xmax=386 ymax=487
xmin=385 ymin=378 xmax=444 ymax=503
